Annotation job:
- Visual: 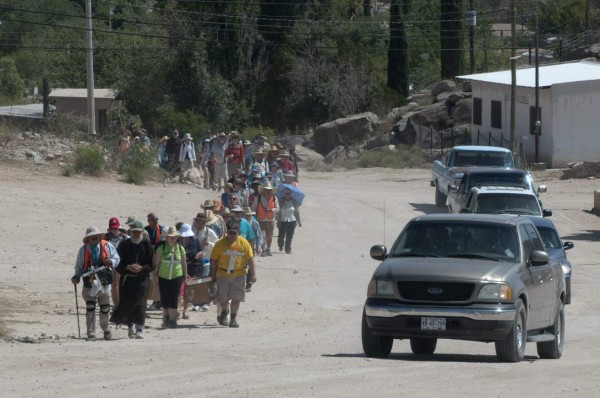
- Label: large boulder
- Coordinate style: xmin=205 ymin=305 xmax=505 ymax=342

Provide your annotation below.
xmin=431 ymin=79 xmax=457 ymax=98
xmin=293 ymin=144 xmax=324 ymax=163
xmin=406 ymin=90 xmax=432 ymax=106
xmin=386 ymin=102 xmax=419 ymax=123
xmin=410 ymin=101 xmax=452 ymax=130
xmin=450 ymin=98 xmax=473 ymax=124
xmin=562 ymin=162 xmax=600 ymax=179
xmin=275 ymin=135 xmax=311 ymax=149
xmin=182 ymin=167 xmax=202 ymax=185
xmin=314 ymin=112 xmax=379 ymax=155
xmin=324 ymin=145 xmax=347 ymax=163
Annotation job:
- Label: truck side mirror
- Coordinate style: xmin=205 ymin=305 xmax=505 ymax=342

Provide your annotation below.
xmin=563 ymin=241 xmax=574 ymax=250
xmin=538 ymin=185 xmax=547 ymax=193
xmin=530 ymin=250 xmax=549 ymax=266
xmin=370 ymin=245 xmax=387 ymax=261
xmin=542 ymin=209 xmax=553 ymax=217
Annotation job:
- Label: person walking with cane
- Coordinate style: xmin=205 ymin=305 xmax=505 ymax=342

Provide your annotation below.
xmin=71 ymin=226 xmax=120 ymax=341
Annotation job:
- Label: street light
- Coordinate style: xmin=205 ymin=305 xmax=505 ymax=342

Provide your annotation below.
xmin=534 ymin=10 xmax=540 ymax=164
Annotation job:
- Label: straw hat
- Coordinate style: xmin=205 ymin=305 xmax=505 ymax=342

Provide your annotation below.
xmin=258 ymin=181 xmax=274 ymax=193
xmin=183 ymin=133 xmax=193 ymax=141
xmin=83 ymin=226 xmax=103 ymax=240
xmin=205 ymin=210 xmax=218 ymax=226
xmin=244 ymin=206 xmax=255 ymax=216
xmin=201 ymin=199 xmax=215 ymax=210
xmin=166 ymin=226 xmax=180 ymax=237
xmin=230 ymin=205 xmax=245 ymax=213
xmin=159 ymin=135 xmax=169 ymax=143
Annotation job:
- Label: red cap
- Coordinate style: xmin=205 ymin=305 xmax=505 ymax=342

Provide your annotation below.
xmin=109 ymin=217 xmax=120 ymax=229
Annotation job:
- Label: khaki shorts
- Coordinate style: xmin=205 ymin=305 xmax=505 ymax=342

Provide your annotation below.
xmin=259 ymin=220 xmax=275 ymax=235
xmin=216 ymin=275 xmax=246 ymax=304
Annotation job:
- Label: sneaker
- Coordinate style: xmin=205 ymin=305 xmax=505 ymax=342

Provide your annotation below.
xmin=168 ymin=320 xmax=178 ymax=328
xmin=128 ymin=325 xmax=135 ymax=339
xmin=200 ymin=304 xmax=209 ymax=312
xmin=260 ymin=251 xmax=268 ymax=257
xmin=182 ymin=312 xmax=189 ymax=320
xmin=217 ymin=310 xmax=230 ymax=326
xmin=87 ymin=335 xmax=97 ymax=342
xmin=161 ymin=315 xmax=169 ymax=328
xmin=229 ymin=318 xmax=239 ymax=328
xmin=104 ymin=331 xmax=112 ymax=340
xmin=266 ymin=249 xmax=272 ymax=256
xmin=135 ymin=330 xmax=143 ymax=339
xmin=286 ymin=250 xmax=292 ymax=254
xmin=192 ymin=305 xmax=200 ymax=312
xmin=279 ymin=246 xmax=283 ymax=252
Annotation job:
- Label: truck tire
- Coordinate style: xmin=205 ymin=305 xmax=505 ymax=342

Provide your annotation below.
xmin=537 ymin=301 xmax=564 ymax=359
xmin=435 ymin=183 xmax=447 ymax=207
xmin=361 ymin=310 xmax=393 ymax=358
xmin=410 ymin=337 xmax=437 ymax=355
xmin=495 ymin=299 xmax=526 ymax=362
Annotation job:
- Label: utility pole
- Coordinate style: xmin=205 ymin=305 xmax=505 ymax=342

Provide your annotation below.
xmin=534 ymin=11 xmax=540 ymax=164
xmin=510 ymin=1 xmax=517 ymax=152
xmin=85 ymin=0 xmax=96 ymax=135
xmin=467 ymin=0 xmax=476 ymax=73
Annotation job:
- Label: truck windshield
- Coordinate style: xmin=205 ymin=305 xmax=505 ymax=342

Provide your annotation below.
xmin=454 ymin=151 xmax=514 ymax=168
xmin=474 ymin=194 xmax=541 ymax=216
xmin=390 ymin=222 xmax=519 ymax=262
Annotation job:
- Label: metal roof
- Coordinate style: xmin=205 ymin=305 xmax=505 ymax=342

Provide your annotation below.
xmin=453 ymin=145 xmax=512 ymax=153
xmin=457 ymin=60 xmax=600 ymax=88
xmin=0 ymin=103 xmax=48 ymax=119
xmin=49 ymin=88 xmax=118 ymax=99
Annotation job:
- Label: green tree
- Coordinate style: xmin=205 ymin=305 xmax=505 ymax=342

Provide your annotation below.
xmin=387 ymin=0 xmax=410 ymax=97
xmin=440 ymin=0 xmax=463 ymax=78
xmin=0 ymin=57 xmax=25 ymax=101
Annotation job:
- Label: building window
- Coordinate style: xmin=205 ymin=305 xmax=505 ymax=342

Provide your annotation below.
xmin=529 ymin=106 xmax=542 ymax=135
xmin=473 ymin=97 xmax=482 ymax=125
xmin=491 ymin=100 xmax=502 ymax=128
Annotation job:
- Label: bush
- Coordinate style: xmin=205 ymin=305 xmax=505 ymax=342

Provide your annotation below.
xmin=46 ymin=112 xmax=87 ymax=138
xmin=121 ymin=146 xmax=156 ymax=185
xmin=74 ymin=145 xmax=105 ymax=176
xmin=62 ymin=164 xmax=75 ymax=177
xmin=358 ymin=145 xmax=426 ymax=169
xmin=0 ymin=123 xmax=17 ymax=146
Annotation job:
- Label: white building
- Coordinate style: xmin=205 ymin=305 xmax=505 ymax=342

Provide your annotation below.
xmin=458 ymin=60 xmax=600 ymax=167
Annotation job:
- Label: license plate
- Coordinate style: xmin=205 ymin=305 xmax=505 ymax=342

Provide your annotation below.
xmin=421 ymin=317 xmax=446 ymax=330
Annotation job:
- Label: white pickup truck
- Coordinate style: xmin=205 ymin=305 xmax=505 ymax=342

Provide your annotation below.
xmin=431 ymin=146 xmax=515 ymax=206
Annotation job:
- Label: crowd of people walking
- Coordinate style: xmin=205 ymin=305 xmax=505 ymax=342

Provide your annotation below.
xmin=71 ymin=131 xmax=304 ymax=341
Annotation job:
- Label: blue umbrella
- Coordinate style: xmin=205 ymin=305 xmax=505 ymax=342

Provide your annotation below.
xmin=275 ymin=184 xmax=305 ymax=207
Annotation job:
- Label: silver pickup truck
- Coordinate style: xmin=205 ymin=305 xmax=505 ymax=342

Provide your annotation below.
xmin=362 ymin=214 xmax=566 ymax=362
xmin=431 ymin=146 xmax=515 ymax=207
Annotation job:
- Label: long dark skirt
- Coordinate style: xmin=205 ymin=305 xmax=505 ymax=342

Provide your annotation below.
xmin=110 ymin=275 xmax=149 ymax=326
xmin=158 ymin=276 xmax=183 ymax=309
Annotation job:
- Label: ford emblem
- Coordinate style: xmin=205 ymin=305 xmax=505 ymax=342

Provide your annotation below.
xmin=427 ymin=287 xmax=443 ymax=295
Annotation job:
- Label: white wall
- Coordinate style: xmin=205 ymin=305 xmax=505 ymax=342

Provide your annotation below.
xmin=552 ymin=80 xmax=600 ymax=167
xmin=470 ymin=82 xmax=510 ymax=146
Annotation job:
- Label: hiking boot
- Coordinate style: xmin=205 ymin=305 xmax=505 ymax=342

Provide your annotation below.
xmin=217 ymin=309 xmax=230 ymax=326
xmin=168 ymin=320 xmax=178 ymax=329
xmin=266 ymin=249 xmax=272 ymax=256
xmin=128 ymin=325 xmax=135 ymax=339
xmin=279 ymin=246 xmax=283 ymax=252
xmin=182 ymin=311 xmax=189 ymax=320
xmin=104 ymin=331 xmax=112 ymax=340
xmin=135 ymin=330 xmax=143 ymax=339
xmin=260 ymin=251 xmax=268 ymax=257
xmin=229 ymin=318 xmax=239 ymax=328
xmin=161 ymin=314 xmax=169 ymax=328
xmin=286 ymin=250 xmax=292 ymax=254
xmin=87 ymin=335 xmax=97 ymax=342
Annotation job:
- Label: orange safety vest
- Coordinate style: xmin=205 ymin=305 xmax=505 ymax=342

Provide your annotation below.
xmin=148 ymin=225 xmax=161 ymax=244
xmin=256 ymin=195 xmax=276 ymax=220
xmin=83 ymin=240 xmax=109 ymax=285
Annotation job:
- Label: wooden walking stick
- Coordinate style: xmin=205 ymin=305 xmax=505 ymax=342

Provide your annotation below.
xmin=74 ymin=283 xmax=81 ymax=338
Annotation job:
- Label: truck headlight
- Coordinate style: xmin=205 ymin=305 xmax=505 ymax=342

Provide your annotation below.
xmin=478 ymin=284 xmax=512 ymax=300
xmin=560 ymin=259 xmax=571 ymax=275
xmin=367 ymin=280 xmax=395 ymax=297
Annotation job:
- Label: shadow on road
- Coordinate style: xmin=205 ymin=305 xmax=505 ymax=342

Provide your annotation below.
xmin=561 ymin=229 xmax=600 ymax=242
xmin=409 ymin=203 xmax=449 ymax=215
xmin=322 ymin=353 xmax=539 ymax=364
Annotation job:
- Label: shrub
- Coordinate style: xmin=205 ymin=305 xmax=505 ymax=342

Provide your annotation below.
xmin=358 ymin=145 xmax=426 ymax=169
xmin=62 ymin=164 xmax=75 ymax=177
xmin=74 ymin=145 xmax=105 ymax=176
xmin=0 ymin=123 xmax=17 ymax=146
xmin=121 ymin=146 xmax=156 ymax=185
xmin=46 ymin=112 xmax=87 ymax=138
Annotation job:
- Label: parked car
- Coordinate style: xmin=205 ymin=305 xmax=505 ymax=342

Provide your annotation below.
xmin=362 ymin=214 xmax=566 ymax=362
xmin=527 ymin=217 xmax=574 ymax=304
xmin=431 ymin=146 xmax=515 ymax=207
xmin=460 ymin=186 xmax=553 ymax=217
xmin=447 ymin=168 xmax=547 ymax=214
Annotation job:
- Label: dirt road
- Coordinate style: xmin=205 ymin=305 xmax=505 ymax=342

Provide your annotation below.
xmin=1 ymin=161 xmax=599 ymax=397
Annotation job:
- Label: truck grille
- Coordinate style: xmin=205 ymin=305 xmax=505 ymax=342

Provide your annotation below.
xmin=397 ymin=281 xmax=475 ymax=301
